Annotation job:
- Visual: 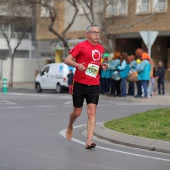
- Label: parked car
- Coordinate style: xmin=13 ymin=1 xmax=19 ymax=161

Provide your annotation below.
xmin=35 ymin=63 xmax=75 ymax=93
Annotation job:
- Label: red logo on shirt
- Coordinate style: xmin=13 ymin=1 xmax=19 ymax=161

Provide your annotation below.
xmin=92 ymin=50 xmax=101 ymax=61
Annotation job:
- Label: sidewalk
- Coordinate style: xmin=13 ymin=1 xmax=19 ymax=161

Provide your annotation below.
xmin=11 ymin=82 xmax=35 ymax=89
xmin=2 ymin=82 xmax=170 ymax=154
xmin=100 ymin=93 xmax=170 ymax=105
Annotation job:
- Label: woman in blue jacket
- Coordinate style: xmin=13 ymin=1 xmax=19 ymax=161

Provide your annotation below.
xmin=137 ymin=54 xmax=151 ymax=98
xmin=117 ymin=53 xmax=129 ymax=97
xmin=107 ymin=52 xmax=121 ymax=96
xmin=127 ymin=55 xmax=136 ymax=96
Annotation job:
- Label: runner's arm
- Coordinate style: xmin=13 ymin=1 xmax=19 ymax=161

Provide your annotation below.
xmin=65 ymin=54 xmax=77 ymax=67
xmin=65 ymin=54 xmax=86 ymax=71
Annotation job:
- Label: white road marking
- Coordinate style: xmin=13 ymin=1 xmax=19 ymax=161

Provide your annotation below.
xmin=64 ymin=101 xmax=72 ymax=105
xmin=0 ymin=100 xmax=17 ymax=105
xmin=59 ymin=124 xmax=170 ymax=162
xmin=35 ymin=105 xmax=56 ymax=108
xmin=0 ymin=93 xmax=49 ymax=97
xmin=4 ymin=106 xmax=26 ymax=109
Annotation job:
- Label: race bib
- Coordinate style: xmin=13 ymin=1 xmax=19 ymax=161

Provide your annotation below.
xmin=85 ymin=64 xmax=99 ymax=78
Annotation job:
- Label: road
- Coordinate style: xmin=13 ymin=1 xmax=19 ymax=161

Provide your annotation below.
xmin=0 ymin=91 xmax=170 ymax=170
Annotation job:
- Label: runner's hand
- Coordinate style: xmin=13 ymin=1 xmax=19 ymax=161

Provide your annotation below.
xmin=76 ymin=62 xmax=86 ymax=71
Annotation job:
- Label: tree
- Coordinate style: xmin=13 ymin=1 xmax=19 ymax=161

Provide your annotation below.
xmin=16 ymin=0 xmax=155 ymax=65
xmin=37 ymin=0 xmax=79 ymax=60
xmin=0 ymin=0 xmax=34 ymax=87
xmin=77 ymin=0 xmax=155 ymax=53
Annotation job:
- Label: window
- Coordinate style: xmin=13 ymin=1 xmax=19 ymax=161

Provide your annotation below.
xmin=41 ymin=66 xmax=50 ymax=76
xmin=41 ymin=0 xmax=54 ymax=18
xmin=152 ymin=0 xmax=167 ymax=13
xmin=106 ymin=0 xmax=128 ymax=17
xmin=117 ymin=0 xmax=128 ymax=15
xmin=94 ymin=0 xmax=104 ymax=13
xmin=0 ymin=22 xmax=10 ymax=32
xmin=136 ymin=0 xmax=150 ymax=14
xmin=136 ymin=0 xmax=167 ymax=14
xmin=78 ymin=0 xmax=104 ymax=15
xmin=0 ymin=5 xmax=8 ymax=16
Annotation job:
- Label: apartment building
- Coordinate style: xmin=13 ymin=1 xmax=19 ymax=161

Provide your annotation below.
xmin=112 ymin=0 xmax=170 ymax=71
xmin=37 ymin=0 xmax=170 ymax=80
xmin=0 ymin=1 xmax=46 ymax=83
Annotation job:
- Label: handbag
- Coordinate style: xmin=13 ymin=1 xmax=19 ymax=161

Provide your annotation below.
xmin=127 ymin=70 xmax=138 ymax=82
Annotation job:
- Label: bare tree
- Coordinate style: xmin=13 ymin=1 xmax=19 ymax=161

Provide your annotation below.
xmin=0 ymin=0 xmax=34 ymax=87
xmin=37 ymin=0 xmax=79 ymax=60
xmin=76 ymin=0 xmax=155 ymax=53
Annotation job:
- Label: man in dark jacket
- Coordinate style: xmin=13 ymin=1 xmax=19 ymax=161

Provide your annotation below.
xmin=67 ymin=70 xmax=74 ymax=94
xmin=157 ymin=61 xmax=165 ymax=95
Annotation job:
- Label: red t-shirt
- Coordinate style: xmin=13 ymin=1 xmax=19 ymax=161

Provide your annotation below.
xmin=69 ymin=40 xmax=104 ymax=85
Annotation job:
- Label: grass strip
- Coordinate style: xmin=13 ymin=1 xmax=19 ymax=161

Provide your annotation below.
xmin=104 ymin=108 xmax=170 ymax=141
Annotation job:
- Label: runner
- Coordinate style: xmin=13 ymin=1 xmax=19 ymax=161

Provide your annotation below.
xmin=64 ymin=24 xmax=107 ymax=149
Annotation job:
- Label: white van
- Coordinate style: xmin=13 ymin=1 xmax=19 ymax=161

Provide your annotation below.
xmin=35 ymin=63 xmax=75 ymax=93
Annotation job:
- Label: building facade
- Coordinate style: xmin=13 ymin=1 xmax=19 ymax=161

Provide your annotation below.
xmin=0 ymin=1 xmax=46 ymax=83
xmin=37 ymin=0 xmax=170 ymax=80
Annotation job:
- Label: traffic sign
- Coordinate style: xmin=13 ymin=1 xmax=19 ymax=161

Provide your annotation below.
xmin=139 ymin=30 xmax=159 ymax=57
xmin=139 ymin=31 xmax=159 ymax=46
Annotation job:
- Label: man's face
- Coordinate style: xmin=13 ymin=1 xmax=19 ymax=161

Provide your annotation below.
xmin=158 ymin=62 xmax=163 ymax=67
xmin=87 ymin=26 xmax=100 ymax=44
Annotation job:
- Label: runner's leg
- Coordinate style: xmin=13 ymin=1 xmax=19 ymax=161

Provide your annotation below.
xmin=86 ymin=103 xmax=97 ymax=145
xmin=66 ymin=107 xmax=82 ymax=141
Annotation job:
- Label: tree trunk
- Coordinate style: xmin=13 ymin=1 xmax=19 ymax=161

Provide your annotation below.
xmin=8 ymin=50 xmax=14 ymax=88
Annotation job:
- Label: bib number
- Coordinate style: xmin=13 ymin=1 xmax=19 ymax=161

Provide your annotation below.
xmin=85 ymin=64 xmax=99 ymax=78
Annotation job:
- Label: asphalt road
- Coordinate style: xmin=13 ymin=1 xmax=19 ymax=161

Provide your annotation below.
xmin=0 ymin=91 xmax=170 ymax=170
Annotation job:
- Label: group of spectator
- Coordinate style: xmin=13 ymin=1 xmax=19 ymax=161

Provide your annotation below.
xmin=100 ymin=48 xmax=166 ymax=98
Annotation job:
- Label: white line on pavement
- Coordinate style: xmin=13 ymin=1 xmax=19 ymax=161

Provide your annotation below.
xmin=0 ymin=100 xmax=17 ymax=105
xmin=4 ymin=106 xmax=26 ymax=109
xmin=0 ymin=93 xmax=49 ymax=97
xmin=59 ymin=124 xmax=170 ymax=162
xmin=64 ymin=101 xmax=72 ymax=105
xmin=35 ymin=105 xmax=56 ymax=108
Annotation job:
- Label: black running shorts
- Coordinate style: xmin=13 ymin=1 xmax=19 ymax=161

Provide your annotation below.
xmin=72 ymin=81 xmax=100 ymax=108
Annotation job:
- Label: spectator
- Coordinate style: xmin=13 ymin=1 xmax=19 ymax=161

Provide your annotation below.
xmin=104 ymin=58 xmax=111 ymax=95
xmin=149 ymin=59 xmax=157 ymax=96
xmin=107 ymin=52 xmax=121 ymax=96
xmin=117 ymin=53 xmax=130 ymax=97
xmin=134 ymin=57 xmax=142 ymax=98
xmin=127 ymin=55 xmax=136 ymax=96
xmin=156 ymin=61 xmax=165 ymax=95
xmin=107 ymin=53 xmax=115 ymax=96
xmin=137 ymin=53 xmax=151 ymax=98
xmin=100 ymin=58 xmax=107 ymax=94
xmin=67 ymin=70 xmax=74 ymax=94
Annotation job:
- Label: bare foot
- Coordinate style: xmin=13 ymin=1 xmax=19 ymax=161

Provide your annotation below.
xmin=66 ymin=126 xmax=73 ymax=141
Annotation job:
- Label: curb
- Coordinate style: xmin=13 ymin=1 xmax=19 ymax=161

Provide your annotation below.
xmin=94 ymin=123 xmax=170 ymax=154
